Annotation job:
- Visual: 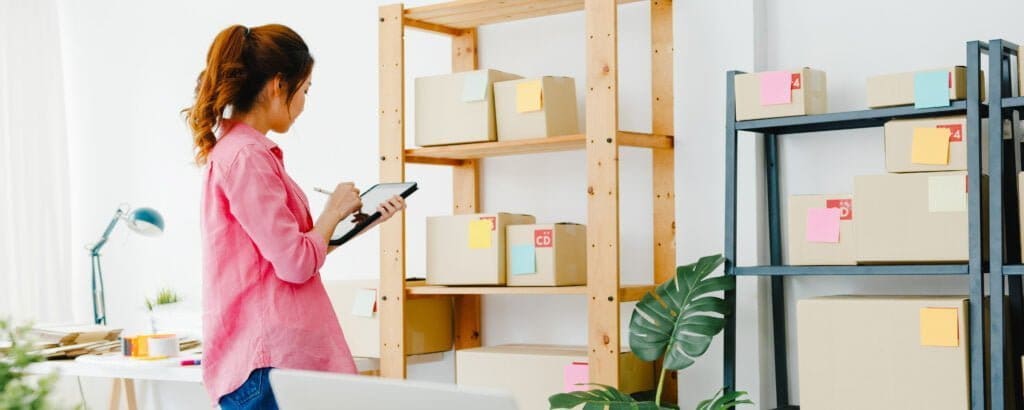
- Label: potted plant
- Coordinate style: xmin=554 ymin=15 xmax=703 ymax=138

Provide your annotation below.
xmin=0 ymin=319 xmax=59 ymax=409
xmin=144 ymin=288 xmax=182 ymax=334
xmin=549 ymin=254 xmax=753 ymax=410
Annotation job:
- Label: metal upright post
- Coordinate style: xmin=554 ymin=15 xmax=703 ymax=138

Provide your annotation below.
xmin=986 ymin=39 xmax=1005 ymax=410
xmin=764 ymin=132 xmax=790 ymax=408
xmin=723 ymin=71 xmax=740 ymax=396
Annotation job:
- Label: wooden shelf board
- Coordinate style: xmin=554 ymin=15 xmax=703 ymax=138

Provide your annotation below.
xmin=404 ymin=0 xmax=643 ymax=30
xmin=405 ymin=131 xmax=672 ymax=163
xmin=408 ymin=285 xmax=587 ymax=295
xmin=406 ymin=284 xmax=654 ymax=301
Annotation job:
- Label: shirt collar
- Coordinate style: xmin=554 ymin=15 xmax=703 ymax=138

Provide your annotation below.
xmin=220 ymin=119 xmax=281 ymax=157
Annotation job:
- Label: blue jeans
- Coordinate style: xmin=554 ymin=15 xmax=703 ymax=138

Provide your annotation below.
xmin=219 ymin=368 xmax=278 ymax=410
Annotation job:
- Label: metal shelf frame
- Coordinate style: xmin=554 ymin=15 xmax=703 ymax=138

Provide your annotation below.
xmin=987 ymin=38 xmax=1024 ymax=410
xmin=723 ymin=41 xmax=989 ymax=409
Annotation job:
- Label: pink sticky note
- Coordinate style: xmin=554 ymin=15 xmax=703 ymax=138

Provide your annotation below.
xmin=805 ymin=207 xmax=840 ymax=243
xmin=760 ymin=71 xmax=793 ymax=105
xmin=563 ymin=362 xmax=589 ymax=392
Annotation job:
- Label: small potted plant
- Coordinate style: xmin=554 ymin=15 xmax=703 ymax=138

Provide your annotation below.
xmin=145 ymin=288 xmax=182 ymax=334
xmin=549 ymin=254 xmax=753 ymax=410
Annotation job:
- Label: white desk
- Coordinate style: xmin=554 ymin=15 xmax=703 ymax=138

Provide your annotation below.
xmin=26 ymin=354 xmax=380 ymax=409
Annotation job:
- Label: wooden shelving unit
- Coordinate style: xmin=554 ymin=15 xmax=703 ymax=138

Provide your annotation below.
xmin=378 ymin=0 xmax=675 ymax=398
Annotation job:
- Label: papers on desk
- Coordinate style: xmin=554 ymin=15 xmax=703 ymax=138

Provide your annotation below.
xmin=32 ymin=324 xmax=122 ymax=346
xmin=26 ymin=324 xmax=123 ymax=360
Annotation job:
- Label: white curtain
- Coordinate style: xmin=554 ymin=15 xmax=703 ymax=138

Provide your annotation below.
xmin=0 ymin=0 xmax=72 ymax=323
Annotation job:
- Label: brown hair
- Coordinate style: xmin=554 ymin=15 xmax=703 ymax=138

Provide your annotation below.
xmin=183 ymin=24 xmax=314 ymax=165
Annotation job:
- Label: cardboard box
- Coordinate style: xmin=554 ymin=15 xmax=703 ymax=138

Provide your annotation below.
xmin=797 ymin=295 xmax=970 ymax=410
xmin=494 ymin=76 xmax=579 ymax=141
xmin=323 ymin=279 xmax=453 ymax=358
xmin=456 ymin=345 xmax=654 ymax=410
xmin=854 ymin=172 xmax=979 ymax=263
xmin=883 ymin=116 xmax=995 ymax=173
xmin=414 ymin=69 xmax=522 ymax=147
xmin=786 ymin=195 xmax=855 ymax=266
xmin=505 ymin=223 xmax=587 ymax=286
xmin=426 ymin=213 xmax=536 ymax=285
xmin=866 ymin=66 xmax=984 ymax=108
xmin=733 ymin=68 xmax=827 ymax=121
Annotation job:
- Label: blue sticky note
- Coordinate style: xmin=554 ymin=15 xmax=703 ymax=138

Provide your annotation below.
xmin=914 ymin=70 xmax=950 ymax=109
xmin=510 ymin=244 xmax=536 ymax=275
xmin=461 ymin=71 xmax=488 ymax=102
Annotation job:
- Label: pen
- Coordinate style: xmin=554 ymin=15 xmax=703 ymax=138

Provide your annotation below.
xmin=313 ymin=187 xmax=333 ymax=195
xmin=180 ymin=359 xmax=201 ymax=366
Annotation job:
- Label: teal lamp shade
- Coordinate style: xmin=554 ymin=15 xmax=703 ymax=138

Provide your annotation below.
xmin=126 ymin=207 xmax=165 ymax=236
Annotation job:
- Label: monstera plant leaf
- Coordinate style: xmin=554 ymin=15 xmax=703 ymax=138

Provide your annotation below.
xmin=548 ymin=384 xmax=659 ymax=410
xmin=629 ymin=254 xmax=733 ymax=370
xmin=695 ymin=389 xmax=754 ymax=410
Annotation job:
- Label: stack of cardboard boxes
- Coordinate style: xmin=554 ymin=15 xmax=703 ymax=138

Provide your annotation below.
xmin=736 ymin=67 xmax=1002 ymax=408
xmin=784 ymin=67 xmax=990 ymax=267
xmin=415 ymin=69 xmax=579 ymax=147
xmin=426 ymin=213 xmax=587 ymax=287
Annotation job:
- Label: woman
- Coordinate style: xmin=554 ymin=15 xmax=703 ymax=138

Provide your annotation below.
xmin=184 ymin=24 xmax=406 ymax=409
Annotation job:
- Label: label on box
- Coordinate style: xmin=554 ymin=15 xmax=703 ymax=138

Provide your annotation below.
xmin=468 ymin=220 xmax=493 ymax=249
xmin=534 ymin=229 xmax=553 ymax=248
xmin=352 ymin=288 xmax=377 ymax=318
xmin=461 ymin=71 xmax=488 ymax=102
xmin=791 ymin=73 xmax=802 ymax=90
xmin=825 ymin=199 xmax=853 ymax=221
xmin=480 ymin=216 xmax=496 ymax=231
xmin=920 ymin=307 xmax=959 ymax=347
xmin=563 ymin=362 xmax=589 ymax=392
xmin=510 ymin=244 xmax=536 ymax=275
xmin=928 ymin=175 xmax=968 ymax=212
xmin=938 ymin=124 xmax=963 ymax=142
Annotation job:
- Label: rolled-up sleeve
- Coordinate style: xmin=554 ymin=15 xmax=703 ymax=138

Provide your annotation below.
xmin=221 ymin=144 xmax=327 ymax=284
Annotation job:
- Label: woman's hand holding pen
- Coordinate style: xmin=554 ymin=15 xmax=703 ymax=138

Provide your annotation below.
xmin=312 ymin=182 xmax=362 ymax=246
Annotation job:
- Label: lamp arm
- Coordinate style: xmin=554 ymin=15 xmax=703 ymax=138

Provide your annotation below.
xmin=89 ymin=207 xmax=127 ymax=255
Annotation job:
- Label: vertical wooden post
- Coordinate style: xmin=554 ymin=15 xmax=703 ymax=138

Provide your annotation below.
xmin=451 ymin=28 xmax=483 ymax=350
xmin=585 ymin=0 xmax=620 ymax=387
xmin=379 ymin=3 xmax=407 ymax=379
xmin=651 ymin=0 xmax=677 ymax=404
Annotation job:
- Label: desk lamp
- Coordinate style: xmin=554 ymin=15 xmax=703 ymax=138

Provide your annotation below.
xmin=87 ymin=204 xmax=165 ymax=325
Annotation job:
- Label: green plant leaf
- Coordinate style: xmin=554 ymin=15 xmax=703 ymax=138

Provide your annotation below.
xmin=628 ymin=254 xmax=733 ymax=371
xmin=695 ymin=389 xmax=753 ymax=410
xmin=549 ymin=384 xmax=660 ymax=410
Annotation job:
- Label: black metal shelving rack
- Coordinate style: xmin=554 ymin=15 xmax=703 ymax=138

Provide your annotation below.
xmin=723 ymin=41 xmax=989 ymax=409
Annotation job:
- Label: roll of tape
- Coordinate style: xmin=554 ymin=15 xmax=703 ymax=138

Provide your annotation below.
xmin=146 ymin=334 xmax=179 ymax=358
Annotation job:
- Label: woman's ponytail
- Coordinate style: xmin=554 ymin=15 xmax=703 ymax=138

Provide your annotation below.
xmin=183 ymin=24 xmax=313 ymax=165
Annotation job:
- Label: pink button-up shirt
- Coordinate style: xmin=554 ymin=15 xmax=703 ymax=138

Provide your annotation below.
xmin=200 ymin=120 xmax=356 ymax=404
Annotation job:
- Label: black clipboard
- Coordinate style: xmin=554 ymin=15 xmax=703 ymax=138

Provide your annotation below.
xmin=329 ymin=182 xmax=418 ymax=246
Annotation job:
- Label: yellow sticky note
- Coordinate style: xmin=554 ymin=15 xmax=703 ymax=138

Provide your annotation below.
xmin=468 ymin=220 xmax=492 ymax=249
xmin=516 ymin=80 xmax=543 ymax=113
xmin=911 ymin=127 xmax=951 ymax=165
xmin=920 ymin=307 xmax=959 ymax=347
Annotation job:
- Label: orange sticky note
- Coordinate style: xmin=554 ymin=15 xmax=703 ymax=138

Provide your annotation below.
xmin=911 ymin=127 xmax=951 ymax=165
xmin=468 ymin=220 xmax=492 ymax=249
xmin=920 ymin=307 xmax=959 ymax=347
xmin=516 ymin=80 xmax=543 ymax=113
